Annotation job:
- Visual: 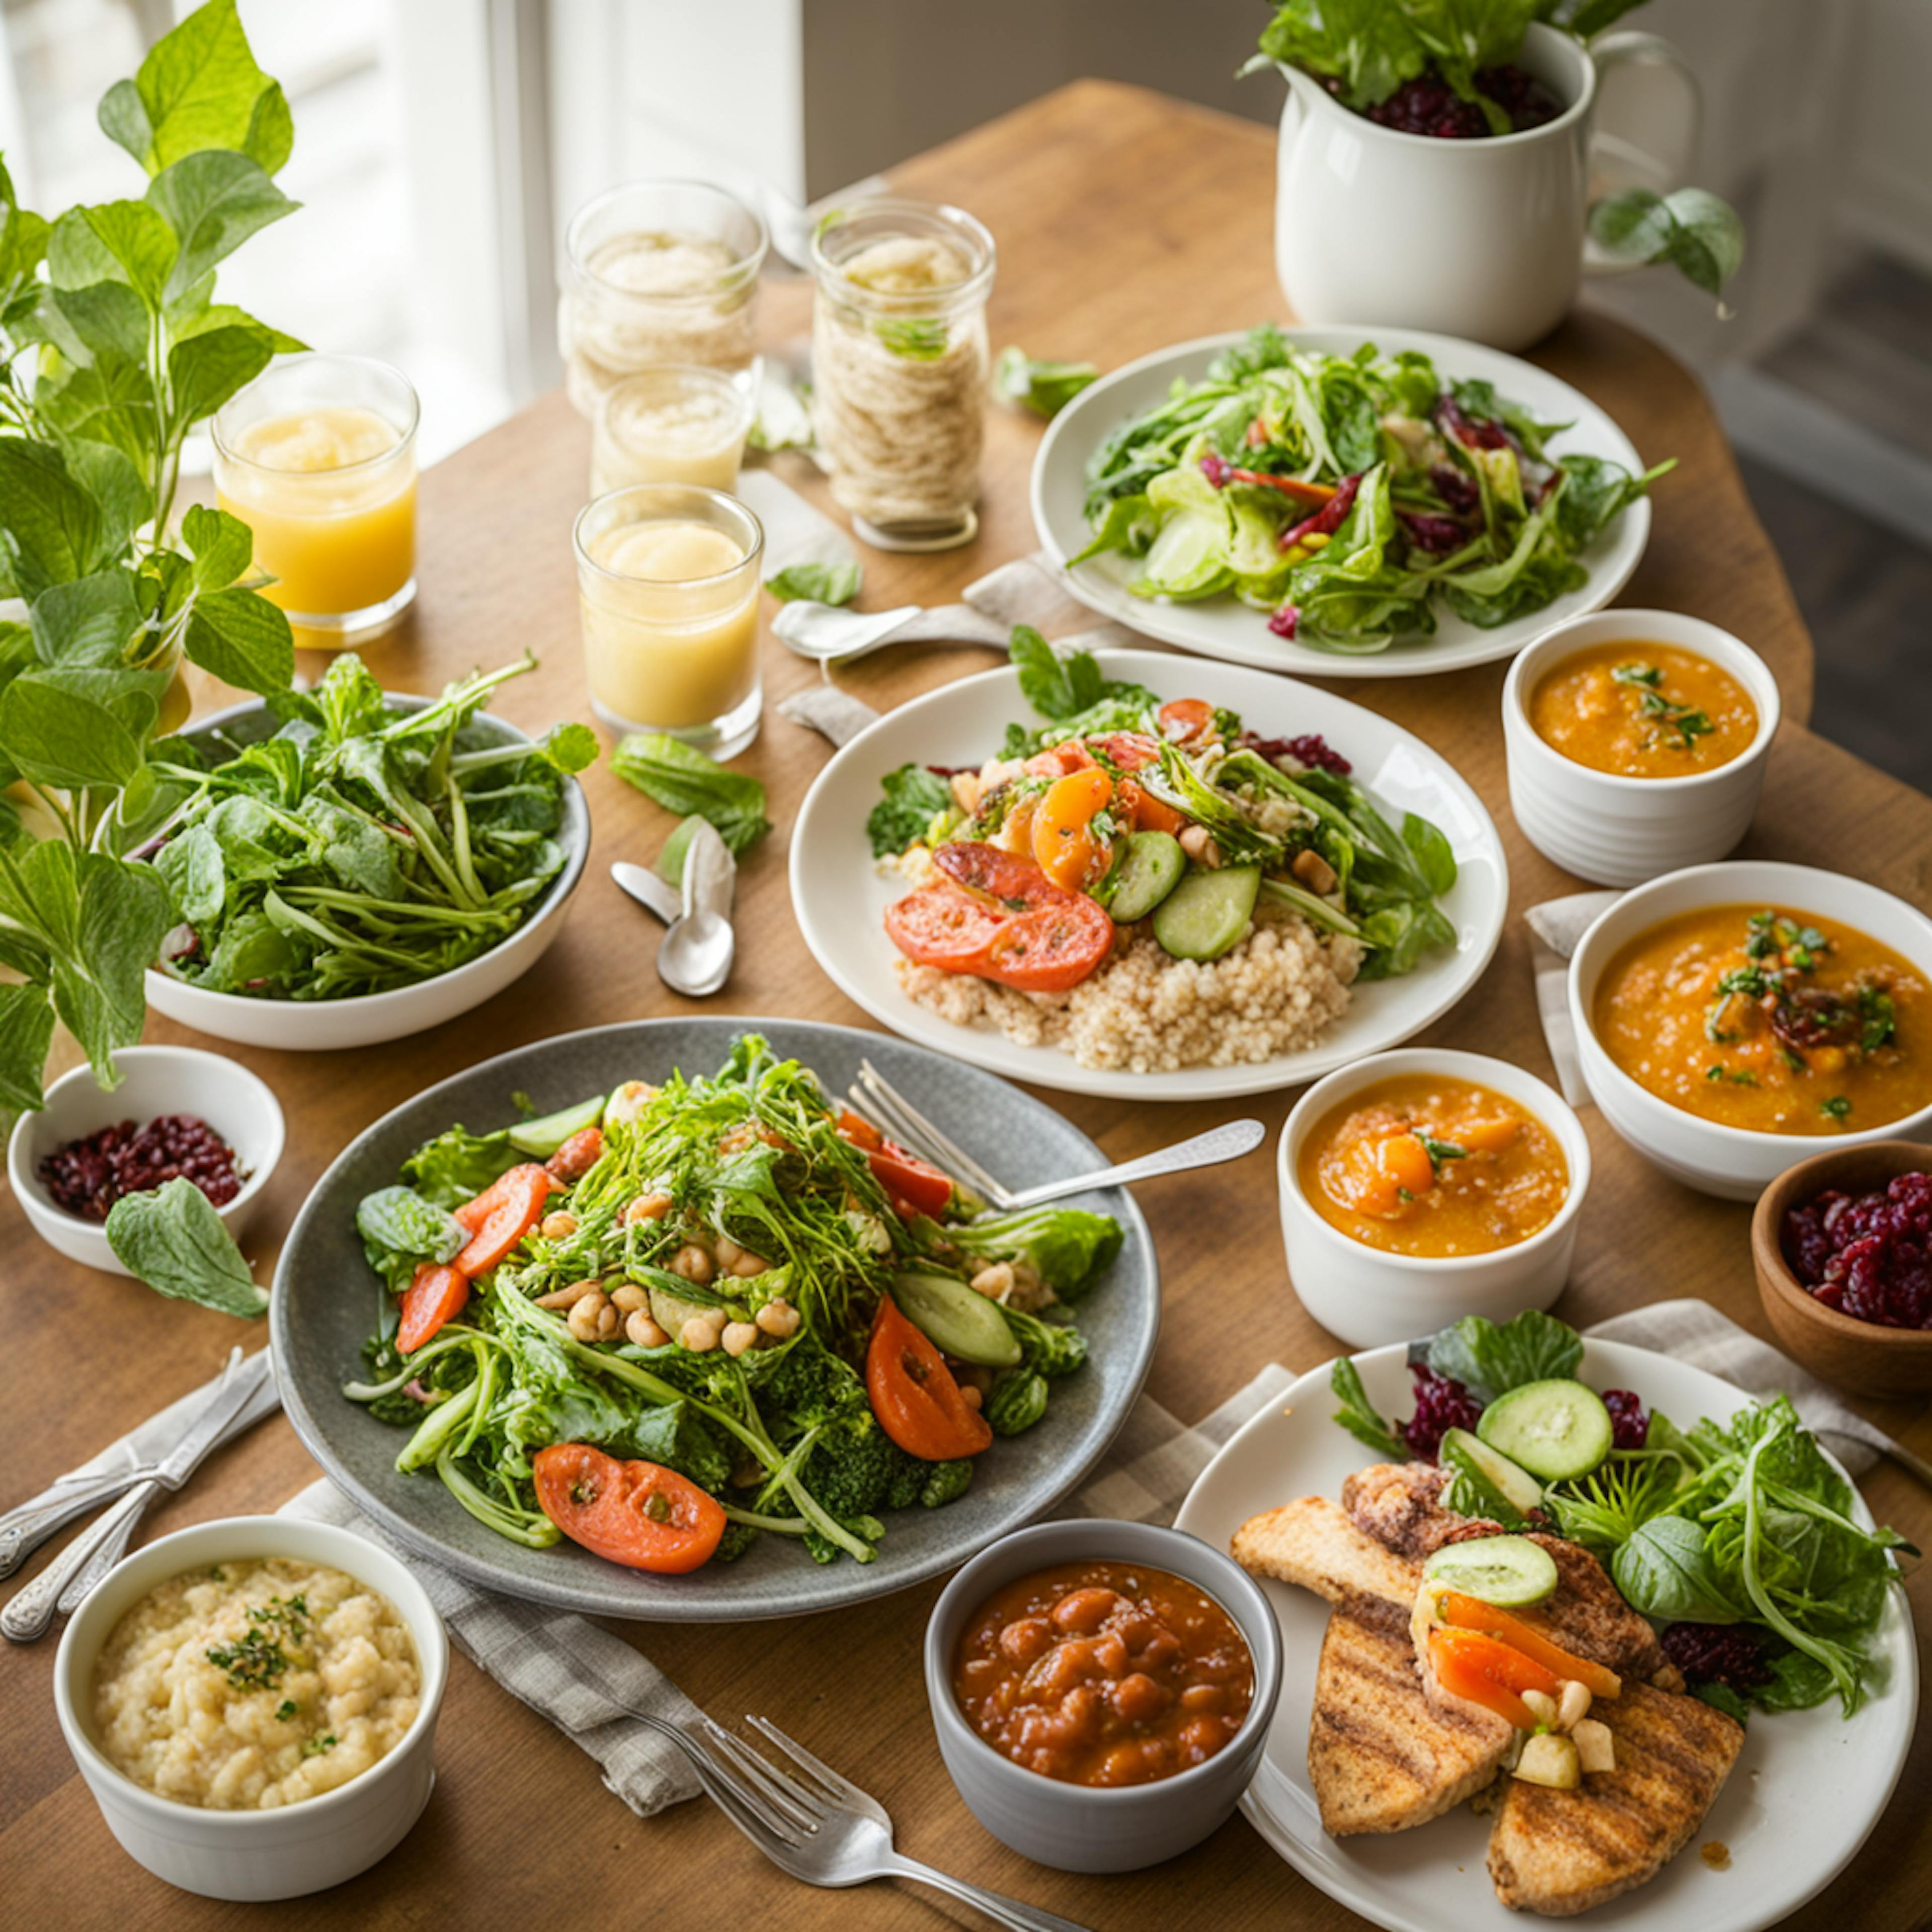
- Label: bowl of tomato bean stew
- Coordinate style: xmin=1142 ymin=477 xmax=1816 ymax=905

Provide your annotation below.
xmin=925 ymin=1519 xmax=1280 ymax=1872
xmin=1277 ymin=1048 xmax=1591 ymax=1347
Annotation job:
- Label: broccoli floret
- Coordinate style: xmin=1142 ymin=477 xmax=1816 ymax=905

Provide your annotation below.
xmin=763 ymin=1338 xmax=869 ymax=1440
xmin=802 ymin=1411 xmax=908 ymax=1520
xmin=713 ymin=1520 xmax=760 ymax=1563
xmin=883 ymin=1454 xmax=926 ymax=1513
xmin=802 ymin=1514 xmax=886 ymax=1564
xmin=1003 ymin=1306 xmax=1088 ymax=1379
xmin=920 ymin=1459 xmax=974 ymax=1509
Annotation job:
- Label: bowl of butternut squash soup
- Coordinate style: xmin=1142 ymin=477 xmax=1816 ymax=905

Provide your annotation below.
xmin=1502 ymin=610 xmax=1779 ymax=886
xmin=1570 ymin=861 xmax=1932 ymax=1199
xmin=1278 ymin=1051 xmax=1590 ymax=1346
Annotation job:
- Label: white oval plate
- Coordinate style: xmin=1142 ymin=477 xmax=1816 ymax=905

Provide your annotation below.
xmin=1173 ymin=1340 xmax=1918 ymax=1932
xmin=789 ymin=650 xmax=1507 ymax=1100
xmin=1032 ymin=326 xmax=1651 ymax=680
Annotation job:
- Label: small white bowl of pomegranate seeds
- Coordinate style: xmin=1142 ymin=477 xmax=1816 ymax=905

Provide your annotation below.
xmin=8 ymin=1047 xmax=285 ymax=1277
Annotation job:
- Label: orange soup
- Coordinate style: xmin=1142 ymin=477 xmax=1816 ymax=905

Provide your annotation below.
xmin=1530 ymin=641 xmax=1757 ymax=778
xmin=1593 ymin=904 xmax=1928 ymax=1134
xmin=1299 ymin=1074 xmax=1569 ymax=1257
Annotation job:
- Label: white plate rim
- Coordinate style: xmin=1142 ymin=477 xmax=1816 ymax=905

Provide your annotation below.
xmin=1171 ymin=1338 xmax=1919 ymax=1932
xmin=1030 ymin=325 xmax=1651 ymax=680
xmin=788 ymin=649 xmax=1509 ymax=1101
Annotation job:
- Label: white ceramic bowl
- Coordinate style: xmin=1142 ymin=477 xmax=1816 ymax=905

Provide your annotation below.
xmin=1277 ymin=1049 xmax=1591 ymax=1347
xmin=7 ymin=1046 xmax=285 ymax=1277
xmin=1502 ymin=609 xmax=1780 ymax=887
xmin=142 ymin=695 xmax=589 ymax=1051
xmin=1569 ymin=861 xmax=1932 ymax=1200
xmin=54 ymin=1514 xmax=448 ymax=1901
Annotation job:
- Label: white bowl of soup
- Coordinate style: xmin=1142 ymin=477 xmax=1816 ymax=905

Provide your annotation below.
xmin=1569 ymin=861 xmax=1932 ymax=1199
xmin=53 ymin=1515 xmax=448 ymax=1901
xmin=1502 ymin=609 xmax=1779 ymax=886
xmin=1277 ymin=1050 xmax=1590 ymax=1346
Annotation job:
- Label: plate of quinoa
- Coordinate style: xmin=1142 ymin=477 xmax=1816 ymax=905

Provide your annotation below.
xmin=791 ymin=645 xmax=1507 ymax=1098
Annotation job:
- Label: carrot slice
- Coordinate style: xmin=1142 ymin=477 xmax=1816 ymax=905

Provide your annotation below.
xmin=1428 ymin=1625 xmax=1563 ymax=1730
xmin=1432 ymin=1590 xmax=1623 ymax=1700
xmin=452 ymin=1163 xmax=555 ymax=1276
xmin=397 ymin=1262 xmax=469 ymax=1354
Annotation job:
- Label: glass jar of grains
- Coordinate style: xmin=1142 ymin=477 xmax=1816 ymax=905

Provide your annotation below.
xmin=809 ymin=199 xmax=995 ymax=550
xmin=559 ymin=180 xmax=767 ymax=417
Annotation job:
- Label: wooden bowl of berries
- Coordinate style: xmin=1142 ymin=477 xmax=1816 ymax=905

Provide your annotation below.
xmin=1752 ymin=1140 xmax=1932 ymax=1398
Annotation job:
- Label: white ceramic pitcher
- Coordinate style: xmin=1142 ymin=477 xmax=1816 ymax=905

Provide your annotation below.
xmin=1273 ymin=23 xmax=1700 ymax=350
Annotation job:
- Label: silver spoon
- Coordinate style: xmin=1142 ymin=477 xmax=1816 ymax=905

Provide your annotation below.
xmin=611 ymin=822 xmax=737 ymax=997
xmin=770 ymin=598 xmax=1009 ymax=664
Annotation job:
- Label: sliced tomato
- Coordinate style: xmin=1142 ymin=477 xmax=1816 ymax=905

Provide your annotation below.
xmin=1031 ymin=767 xmax=1114 ymax=892
xmin=397 ymin=1262 xmax=469 ymax=1354
xmin=1427 ymin=1625 xmax=1564 ymax=1730
xmin=836 ymin=1108 xmax=883 ymax=1151
xmin=1024 ymin=740 xmax=1097 ymax=779
xmin=532 ymin=1443 xmax=726 ymax=1574
xmin=1157 ymin=697 xmax=1216 ymax=744
xmin=545 ymin=1126 xmax=604 ymax=1181
xmin=1431 ymin=1590 xmax=1623 ymax=1700
xmin=932 ymin=840 xmax=1061 ymax=911
xmin=1091 ymin=732 xmax=1161 ymax=773
xmin=1114 ymin=777 xmax=1188 ymax=837
xmin=981 ymin=897 xmax=1113 ymax=993
xmin=867 ymin=1141 xmax=953 ymax=1217
xmin=884 ymin=882 xmax=1007 ymax=970
xmin=867 ymin=1294 xmax=992 ymax=1461
xmin=452 ymin=1162 xmax=556 ymax=1276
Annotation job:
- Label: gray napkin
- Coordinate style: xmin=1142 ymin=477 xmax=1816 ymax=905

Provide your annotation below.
xmin=1525 ymin=890 xmax=1621 ymax=1106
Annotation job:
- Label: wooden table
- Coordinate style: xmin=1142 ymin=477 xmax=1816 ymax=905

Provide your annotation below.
xmin=4 ymin=82 xmax=1926 ymax=1932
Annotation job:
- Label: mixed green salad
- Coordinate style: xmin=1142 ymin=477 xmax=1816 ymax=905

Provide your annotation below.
xmin=1077 ymin=327 xmax=1669 ymax=653
xmin=143 ymin=653 xmax=595 ymax=1000
xmin=344 ymin=1036 xmax=1119 ymax=1572
xmin=1332 ymin=1311 xmax=1913 ymax=1718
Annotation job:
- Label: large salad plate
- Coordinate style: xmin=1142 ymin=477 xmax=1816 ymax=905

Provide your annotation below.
xmin=1172 ymin=1340 xmax=1917 ymax=1932
xmin=271 ymin=1017 xmax=1159 ymax=1621
xmin=791 ymin=650 xmax=1508 ymax=1100
xmin=1032 ymin=326 xmax=1650 ymax=680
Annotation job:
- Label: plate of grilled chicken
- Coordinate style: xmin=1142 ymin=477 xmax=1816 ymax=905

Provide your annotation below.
xmin=1173 ymin=1338 xmax=1916 ymax=1928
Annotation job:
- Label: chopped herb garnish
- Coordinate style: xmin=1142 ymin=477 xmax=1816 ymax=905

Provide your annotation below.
xmin=1820 ymin=1096 xmax=1853 ymax=1122
xmin=1416 ymin=1133 xmax=1468 ymax=1172
xmin=1704 ymin=1063 xmax=1757 ymax=1086
xmin=301 ymin=1733 xmax=338 ymax=1759
xmin=873 ymin=316 xmax=949 ymax=360
xmin=1397 ymin=1186 xmax=1415 ymax=1204
xmin=205 ymin=1594 xmax=311 ymax=1693
xmin=275 ymin=1700 xmax=299 ymax=1723
xmin=1613 ymin=663 xmax=1664 ymax=690
xmin=1612 ymin=662 xmax=1716 ymax=751
xmin=1857 ymin=986 xmax=1897 ymax=1054
xmin=1781 ymin=1045 xmax=1806 ymax=1072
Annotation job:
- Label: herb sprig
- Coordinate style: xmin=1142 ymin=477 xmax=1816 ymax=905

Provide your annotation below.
xmin=1613 ymin=662 xmax=1715 ymax=752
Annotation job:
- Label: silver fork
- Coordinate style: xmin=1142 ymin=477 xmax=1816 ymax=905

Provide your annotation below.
xmin=617 ymin=1704 xmax=1092 ymax=1932
xmin=848 ymin=1057 xmax=1263 ymax=1212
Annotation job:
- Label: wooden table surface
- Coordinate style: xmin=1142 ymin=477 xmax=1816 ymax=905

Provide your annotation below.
xmin=3 ymin=82 xmax=1926 ymax=1932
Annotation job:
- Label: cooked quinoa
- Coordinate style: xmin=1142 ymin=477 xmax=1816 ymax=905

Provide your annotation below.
xmin=896 ymin=901 xmax=1360 ymax=1072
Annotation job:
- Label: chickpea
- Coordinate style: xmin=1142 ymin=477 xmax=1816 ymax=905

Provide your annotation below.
xmin=699 ymin=1304 xmax=730 ymax=1333
xmin=625 ymin=1310 xmax=669 ymax=1348
xmin=755 ymin=1299 xmax=800 ymax=1338
xmin=728 ymin=1248 xmax=769 ymax=1278
xmin=1178 ymin=824 xmax=1222 ymax=869
xmin=567 ymin=1291 xmax=610 ymax=1342
xmin=668 ymin=1244 xmax=715 ymax=1285
xmin=595 ymin=1301 xmax=621 ymax=1340
xmin=960 ymin=1384 xmax=984 ymax=1411
xmin=679 ymin=1316 xmax=719 ymax=1351
xmin=539 ymin=1211 xmax=579 ymax=1240
xmin=969 ymin=1262 xmax=1015 ymax=1302
xmin=623 ymin=1191 xmax=674 ymax=1225
xmin=713 ymin=1234 xmax=744 ymax=1270
xmin=535 ymin=1278 xmax=603 ymax=1309
xmin=609 ymin=1283 xmax=648 ymax=1315
xmin=720 ymin=1321 xmax=760 ymax=1358
xmin=1557 ymin=1679 xmax=1593 ymax=1730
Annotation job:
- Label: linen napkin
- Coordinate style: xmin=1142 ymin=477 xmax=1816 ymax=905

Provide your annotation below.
xmin=1524 ymin=889 xmax=1621 ymax=1106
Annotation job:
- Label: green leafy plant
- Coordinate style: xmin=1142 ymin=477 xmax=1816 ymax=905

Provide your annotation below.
xmin=0 ymin=0 xmax=304 ymax=1124
xmin=764 ymin=560 xmax=860 ymax=606
xmin=104 ymin=1174 xmax=269 ymax=1317
xmin=1247 ymin=2 xmax=1743 ymax=301
xmin=611 ymin=733 xmax=772 ymax=857
xmin=995 ymin=348 xmax=1098 ymax=419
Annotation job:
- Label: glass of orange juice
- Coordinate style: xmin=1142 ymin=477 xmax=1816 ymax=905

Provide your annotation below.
xmin=574 ymin=484 xmax=763 ymax=756
xmin=213 ymin=354 xmax=420 ymax=648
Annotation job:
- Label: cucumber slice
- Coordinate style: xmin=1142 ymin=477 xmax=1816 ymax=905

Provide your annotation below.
xmin=892 ymin=1271 xmax=1022 ymax=1368
xmin=1422 ymin=1534 xmax=1560 ymax=1608
xmin=1103 ymin=831 xmax=1186 ymax=923
xmin=507 ymin=1094 xmax=605 ymax=1158
xmin=1439 ymin=1428 xmax=1544 ymax=1518
xmin=1477 ymin=1380 xmax=1614 ymax=1482
xmin=1151 ymin=866 xmax=1260 ymax=962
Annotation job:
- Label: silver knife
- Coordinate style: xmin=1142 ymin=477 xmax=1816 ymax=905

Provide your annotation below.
xmin=611 ymin=859 xmax=683 ymax=924
xmin=2 ymin=1349 xmax=275 ymax=1643
xmin=0 ymin=1349 xmax=280 ymax=1578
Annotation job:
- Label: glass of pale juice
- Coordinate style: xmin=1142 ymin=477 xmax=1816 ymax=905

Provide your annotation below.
xmin=591 ymin=365 xmax=754 ymax=497
xmin=213 ymin=354 xmax=420 ymax=648
xmin=574 ymin=484 xmax=764 ymax=756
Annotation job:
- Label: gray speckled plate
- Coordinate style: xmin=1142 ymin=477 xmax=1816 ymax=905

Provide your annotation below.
xmin=271 ymin=1018 xmax=1160 ymax=1621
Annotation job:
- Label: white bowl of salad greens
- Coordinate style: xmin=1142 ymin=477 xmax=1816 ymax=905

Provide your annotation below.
xmin=140 ymin=655 xmax=593 ymax=1053
xmin=1032 ymin=325 xmax=1664 ymax=679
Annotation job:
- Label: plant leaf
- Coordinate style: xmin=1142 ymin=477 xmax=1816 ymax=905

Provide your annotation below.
xmin=50 ymin=852 xmax=176 ymax=1085
xmin=146 ymin=150 xmax=298 ymax=302
xmin=0 ymin=438 xmax=105 ymax=595
xmin=105 ymin=1175 xmax=268 ymax=1318
xmin=764 ymin=560 xmax=861 ymax=605
xmin=153 ymin=821 xmax=226 ymax=925
xmin=183 ymin=585 xmax=294 ymax=695
xmin=0 ymin=668 xmax=149 ymax=788
xmin=610 ymin=734 xmax=770 ymax=856
xmin=1589 ymin=186 xmax=1746 ymax=301
xmin=0 ymin=981 xmax=55 ymax=1116
xmin=181 ymin=502 xmax=255 ymax=592
xmin=28 ymin=570 xmax=143 ymax=669
xmin=167 ymin=319 xmax=276 ymax=428
xmin=99 ymin=0 xmax=292 ymax=177
xmin=29 ymin=353 xmax=159 ymax=472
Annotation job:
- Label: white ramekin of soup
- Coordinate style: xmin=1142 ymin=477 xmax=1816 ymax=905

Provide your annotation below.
xmin=1501 ymin=609 xmax=1780 ymax=888
xmin=55 ymin=1516 xmax=448 ymax=1902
